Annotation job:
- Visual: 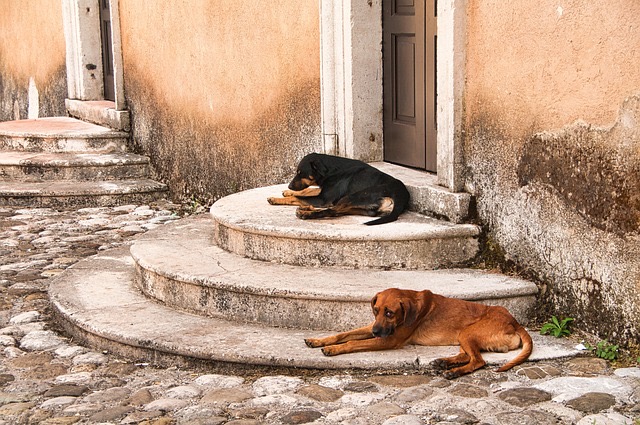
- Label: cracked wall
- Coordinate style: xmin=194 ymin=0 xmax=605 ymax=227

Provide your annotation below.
xmin=0 ymin=1 xmax=67 ymax=121
xmin=118 ymin=1 xmax=322 ymax=204
xmin=465 ymin=1 xmax=640 ymax=344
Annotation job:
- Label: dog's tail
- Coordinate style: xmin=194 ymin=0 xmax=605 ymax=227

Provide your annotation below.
xmin=496 ymin=325 xmax=533 ymax=372
xmin=364 ymin=182 xmax=410 ymax=226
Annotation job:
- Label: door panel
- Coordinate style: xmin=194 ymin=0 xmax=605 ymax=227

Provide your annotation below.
xmin=383 ymin=0 xmax=437 ymax=171
xmin=100 ymin=0 xmax=115 ymax=101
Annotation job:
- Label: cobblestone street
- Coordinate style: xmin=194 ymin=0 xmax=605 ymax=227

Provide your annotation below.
xmin=0 ymin=205 xmax=638 ymax=424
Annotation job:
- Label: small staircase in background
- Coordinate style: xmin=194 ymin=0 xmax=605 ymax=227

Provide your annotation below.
xmin=0 ymin=106 xmax=167 ymax=208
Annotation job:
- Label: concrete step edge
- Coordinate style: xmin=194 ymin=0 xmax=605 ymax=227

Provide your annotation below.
xmin=49 ymin=243 xmax=580 ymax=372
xmin=0 ymin=179 xmax=167 ymax=196
xmin=210 ymin=185 xmax=480 ymax=269
xmin=371 ymin=162 xmax=472 ymax=223
xmin=0 ymin=117 xmax=128 ymax=138
xmin=132 ymin=214 xmax=537 ymax=330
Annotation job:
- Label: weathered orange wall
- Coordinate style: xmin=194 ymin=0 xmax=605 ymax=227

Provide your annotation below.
xmin=0 ymin=0 xmax=67 ymax=121
xmin=118 ymin=0 xmax=322 ymax=203
xmin=464 ymin=1 xmax=640 ymax=343
xmin=466 ymin=0 xmax=640 ymax=137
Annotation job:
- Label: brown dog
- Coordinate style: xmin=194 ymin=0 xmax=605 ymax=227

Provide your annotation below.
xmin=305 ymin=288 xmax=533 ymax=379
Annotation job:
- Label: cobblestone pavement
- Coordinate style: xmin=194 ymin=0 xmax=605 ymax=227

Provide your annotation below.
xmin=0 ymin=204 xmax=638 ymax=425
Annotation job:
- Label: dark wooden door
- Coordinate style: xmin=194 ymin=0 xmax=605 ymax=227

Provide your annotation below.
xmin=383 ymin=0 xmax=437 ymax=171
xmin=99 ymin=0 xmax=115 ymax=101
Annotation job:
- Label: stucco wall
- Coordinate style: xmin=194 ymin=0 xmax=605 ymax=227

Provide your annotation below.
xmin=465 ymin=1 xmax=640 ymax=344
xmin=118 ymin=0 xmax=322 ymax=204
xmin=0 ymin=1 xmax=67 ymax=121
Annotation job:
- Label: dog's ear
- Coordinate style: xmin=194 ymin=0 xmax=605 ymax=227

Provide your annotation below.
xmin=400 ymin=298 xmax=419 ymax=327
xmin=370 ymin=295 xmax=378 ymax=311
xmin=309 ymin=159 xmax=327 ymax=177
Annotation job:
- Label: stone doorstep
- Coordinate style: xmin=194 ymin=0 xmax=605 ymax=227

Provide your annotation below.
xmin=371 ymin=162 xmax=472 ymax=223
xmin=0 ymin=117 xmax=128 ymax=153
xmin=0 ymin=179 xmax=167 ymax=196
xmin=49 ymin=243 xmax=579 ymax=371
xmin=0 ymin=179 xmax=168 ymax=208
xmin=65 ymin=99 xmax=131 ymax=132
xmin=211 ymin=185 xmax=481 ymax=270
xmin=0 ymin=151 xmax=151 ymax=181
xmin=131 ymin=214 xmax=537 ymax=330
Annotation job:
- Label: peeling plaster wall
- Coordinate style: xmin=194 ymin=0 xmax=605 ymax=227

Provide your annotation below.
xmin=465 ymin=1 xmax=640 ymax=343
xmin=0 ymin=1 xmax=67 ymax=121
xmin=118 ymin=1 xmax=322 ymax=204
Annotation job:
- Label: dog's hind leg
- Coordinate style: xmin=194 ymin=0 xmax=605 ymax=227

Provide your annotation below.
xmin=432 ymin=348 xmax=470 ymax=371
xmin=441 ymin=332 xmax=487 ymax=379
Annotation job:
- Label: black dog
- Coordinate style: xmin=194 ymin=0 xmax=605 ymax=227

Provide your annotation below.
xmin=267 ymin=153 xmax=410 ymax=225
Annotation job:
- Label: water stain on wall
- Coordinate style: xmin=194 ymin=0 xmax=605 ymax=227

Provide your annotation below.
xmin=0 ymin=61 xmax=67 ymax=121
xmin=126 ymin=72 xmax=322 ymax=205
xmin=518 ymin=115 xmax=640 ymax=236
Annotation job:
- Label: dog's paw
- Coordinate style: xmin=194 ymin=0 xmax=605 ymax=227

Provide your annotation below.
xmin=296 ymin=207 xmax=313 ymax=219
xmin=431 ymin=358 xmax=450 ymax=370
xmin=282 ymin=189 xmax=295 ymax=197
xmin=304 ymin=338 xmax=323 ymax=348
xmin=267 ymin=197 xmax=278 ymax=205
xmin=321 ymin=346 xmax=339 ymax=356
xmin=442 ymin=370 xmax=461 ymax=380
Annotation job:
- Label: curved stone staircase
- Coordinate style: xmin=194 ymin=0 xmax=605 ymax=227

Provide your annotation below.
xmin=49 ymin=183 xmax=578 ymax=372
xmin=0 ymin=116 xmax=167 ymax=207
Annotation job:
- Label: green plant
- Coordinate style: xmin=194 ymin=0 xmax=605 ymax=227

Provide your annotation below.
xmin=585 ymin=340 xmax=619 ymax=361
xmin=540 ymin=316 xmax=574 ymax=338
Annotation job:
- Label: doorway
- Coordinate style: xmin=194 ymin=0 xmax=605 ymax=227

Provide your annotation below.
xmin=99 ymin=0 xmax=115 ymax=101
xmin=383 ymin=0 xmax=437 ymax=171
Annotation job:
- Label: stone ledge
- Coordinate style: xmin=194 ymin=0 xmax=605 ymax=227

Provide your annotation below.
xmin=132 ymin=214 xmax=538 ymax=330
xmin=371 ymin=162 xmax=472 ymax=223
xmin=49 ymin=242 xmax=579 ymax=371
xmin=211 ymin=185 xmax=481 ymax=270
xmin=66 ymin=99 xmax=130 ymax=132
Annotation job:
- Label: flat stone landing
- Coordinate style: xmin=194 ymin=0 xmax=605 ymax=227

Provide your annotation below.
xmin=211 ymin=185 xmax=481 ymax=270
xmin=49 ymin=214 xmax=580 ymax=371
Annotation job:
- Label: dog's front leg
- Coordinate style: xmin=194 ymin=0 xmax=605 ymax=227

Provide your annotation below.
xmin=283 ymin=187 xmax=321 ymax=197
xmin=267 ymin=187 xmax=322 ymax=206
xmin=305 ymin=325 xmax=373 ymax=348
xmin=321 ymin=336 xmax=402 ymax=356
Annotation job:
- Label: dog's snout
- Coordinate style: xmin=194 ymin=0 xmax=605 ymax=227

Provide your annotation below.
xmin=372 ymin=325 xmax=394 ymax=338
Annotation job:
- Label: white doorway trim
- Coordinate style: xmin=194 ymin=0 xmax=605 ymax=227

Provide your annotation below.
xmin=61 ymin=0 xmax=126 ymax=111
xmin=319 ymin=0 xmax=467 ymax=191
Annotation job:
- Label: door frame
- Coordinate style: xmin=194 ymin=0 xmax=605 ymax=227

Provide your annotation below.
xmin=319 ymin=0 xmax=467 ymax=192
xmin=62 ymin=0 xmax=126 ymax=110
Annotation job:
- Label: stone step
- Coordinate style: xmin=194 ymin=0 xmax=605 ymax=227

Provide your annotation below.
xmin=66 ymin=99 xmax=130 ymax=132
xmin=0 ymin=151 xmax=151 ymax=181
xmin=49 ymin=238 xmax=579 ymax=372
xmin=132 ymin=215 xmax=537 ymax=331
xmin=0 ymin=179 xmax=168 ymax=208
xmin=0 ymin=117 xmax=128 ymax=153
xmin=371 ymin=162 xmax=472 ymax=223
xmin=211 ymin=185 xmax=481 ymax=270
